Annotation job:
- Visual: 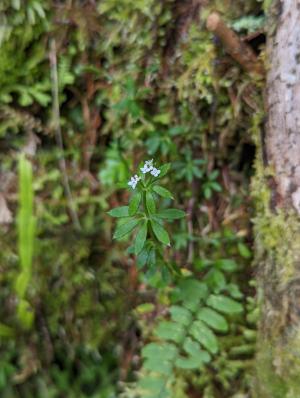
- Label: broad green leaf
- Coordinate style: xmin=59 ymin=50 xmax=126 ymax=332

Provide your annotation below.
xmin=142 ymin=342 xmax=178 ymax=361
xmin=153 ymin=185 xmax=173 ymax=199
xmin=113 ymin=219 xmax=139 ymax=240
xmin=151 ymin=220 xmax=170 ymax=246
xmin=190 ymin=320 xmax=219 ymax=354
xmin=154 ymin=321 xmax=184 ymax=343
xmin=207 ymin=294 xmax=243 ymax=314
xmin=156 ymin=209 xmax=186 ymax=220
xmin=107 ymin=206 xmax=129 ymax=218
xmin=135 ymin=222 xmax=148 ymax=255
xmin=146 ymin=191 xmax=156 ymax=214
xmin=197 ymin=307 xmax=228 ymax=332
xmin=129 ymin=191 xmax=142 ymax=216
xmin=169 ymin=306 xmax=192 ymax=326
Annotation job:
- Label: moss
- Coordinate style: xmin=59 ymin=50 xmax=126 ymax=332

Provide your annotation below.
xmin=251 ymin=106 xmax=300 ymax=397
xmin=255 ymin=332 xmax=300 ymax=398
xmin=251 ymin=109 xmax=300 ymax=284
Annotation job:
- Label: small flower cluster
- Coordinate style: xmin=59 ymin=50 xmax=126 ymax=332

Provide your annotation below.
xmin=127 ymin=159 xmax=161 ymax=189
xmin=128 ymin=175 xmax=141 ymax=189
xmin=140 ymin=159 xmax=160 ymax=177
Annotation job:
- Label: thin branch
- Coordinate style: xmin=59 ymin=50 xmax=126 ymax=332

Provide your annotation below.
xmin=49 ymin=38 xmax=81 ymax=231
xmin=206 ymin=12 xmax=264 ymax=76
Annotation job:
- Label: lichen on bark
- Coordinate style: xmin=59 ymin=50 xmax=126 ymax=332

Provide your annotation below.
xmin=252 ymin=1 xmax=300 ymax=396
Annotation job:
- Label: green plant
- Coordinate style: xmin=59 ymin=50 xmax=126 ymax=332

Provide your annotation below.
xmin=202 ymin=170 xmax=222 ymax=199
xmin=173 ymin=148 xmax=206 ymax=183
xmin=108 ymin=159 xmax=185 ymax=284
xmin=15 ymin=154 xmax=36 ymax=329
xmin=135 ymin=275 xmax=244 ymax=398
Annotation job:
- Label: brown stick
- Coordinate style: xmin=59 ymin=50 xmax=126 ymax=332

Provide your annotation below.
xmin=206 ymin=12 xmax=264 ymax=76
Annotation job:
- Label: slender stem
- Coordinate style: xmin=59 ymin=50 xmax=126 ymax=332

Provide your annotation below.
xmin=49 ymin=38 xmax=81 ymax=231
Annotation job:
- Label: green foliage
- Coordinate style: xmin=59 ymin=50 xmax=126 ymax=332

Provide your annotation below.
xmin=109 ymin=159 xmax=185 ymax=284
xmin=0 ymin=0 xmax=260 ymax=396
xmin=15 ymin=154 xmax=36 ymax=329
xmin=136 ymin=273 xmax=244 ymax=398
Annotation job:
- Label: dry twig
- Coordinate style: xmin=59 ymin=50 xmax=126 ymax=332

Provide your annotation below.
xmin=206 ymin=12 xmax=264 ymax=76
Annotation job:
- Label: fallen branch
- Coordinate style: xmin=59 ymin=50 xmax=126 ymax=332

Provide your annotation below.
xmin=206 ymin=12 xmax=264 ymax=76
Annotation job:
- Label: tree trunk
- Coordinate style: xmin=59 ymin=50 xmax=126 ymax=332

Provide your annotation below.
xmin=254 ymin=0 xmax=300 ymax=396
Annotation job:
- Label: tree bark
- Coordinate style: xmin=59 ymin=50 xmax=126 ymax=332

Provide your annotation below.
xmin=254 ymin=0 xmax=300 ymax=396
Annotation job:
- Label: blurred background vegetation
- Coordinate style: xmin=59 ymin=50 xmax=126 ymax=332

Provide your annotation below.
xmin=0 ymin=1 xmax=265 ymax=397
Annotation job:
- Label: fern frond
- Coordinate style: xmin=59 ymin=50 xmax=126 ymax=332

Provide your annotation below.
xmin=137 ymin=278 xmax=243 ymax=397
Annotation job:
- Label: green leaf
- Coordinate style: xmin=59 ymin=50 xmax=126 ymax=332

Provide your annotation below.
xmin=215 ymin=259 xmax=237 ymax=272
xmin=144 ymin=358 xmax=172 ymax=376
xmin=207 ymin=294 xmax=243 ymax=314
xmin=182 ymin=337 xmax=211 ymax=363
xmin=211 ymin=182 xmax=222 ymax=192
xmin=113 ymin=219 xmax=140 ymax=240
xmin=204 ymin=187 xmax=212 ymax=199
xmin=238 ymin=242 xmax=252 ymax=258
xmin=183 ymin=337 xmax=201 ymax=356
xmin=153 ymin=185 xmax=173 ymax=199
xmin=197 ymin=307 xmax=228 ymax=332
xmin=175 ymin=355 xmax=205 ymax=369
xmin=154 ymin=321 xmax=184 ymax=343
xmin=208 ymin=170 xmax=219 ymax=180
xmin=173 ymin=279 xmax=208 ymax=308
xmin=129 ymin=192 xmax=142 ymax=216
xmin=138 ymin=376 xmax=166 ymax=395
xmin=226 ymin=283 xmax=243 ymax=299
xmin=146 ymin=191 xmax=156 ymax=214
xmin=156 ymin=209 xmax=186 ymax=220
xmin=190 ymin=320 xmax=219 ymax=354
xmin=107 ymin=206 xmax=129 ymax=218
xmin=137 ymin=245 xmax=151 ymax=268
xmin=142 ymin=342 xmax=178 ymax=361
xmin=157 ymin=163 xmax=171 ymax=178
xmin=205 ymin=269 xmax=226 ymax=291
xmin=135 ymin=222 xmax=148 ymax=255
xmin=151 ymin=220 xmax=170 ymax=246
xmin=169 ymin=306 xmax=192 ymax=326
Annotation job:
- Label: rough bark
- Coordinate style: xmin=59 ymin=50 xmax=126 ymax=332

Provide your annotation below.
xmin=254 ymin=1 xmax=300 ymax=396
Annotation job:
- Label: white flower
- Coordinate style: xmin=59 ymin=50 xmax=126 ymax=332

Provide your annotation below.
xmin=128 ymin=175 xmax=141 ymax=189
xmin=140 ymin=159 xmax=154 ymax=174
xmin=150 ymin=167 xmax=160 ymax=177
